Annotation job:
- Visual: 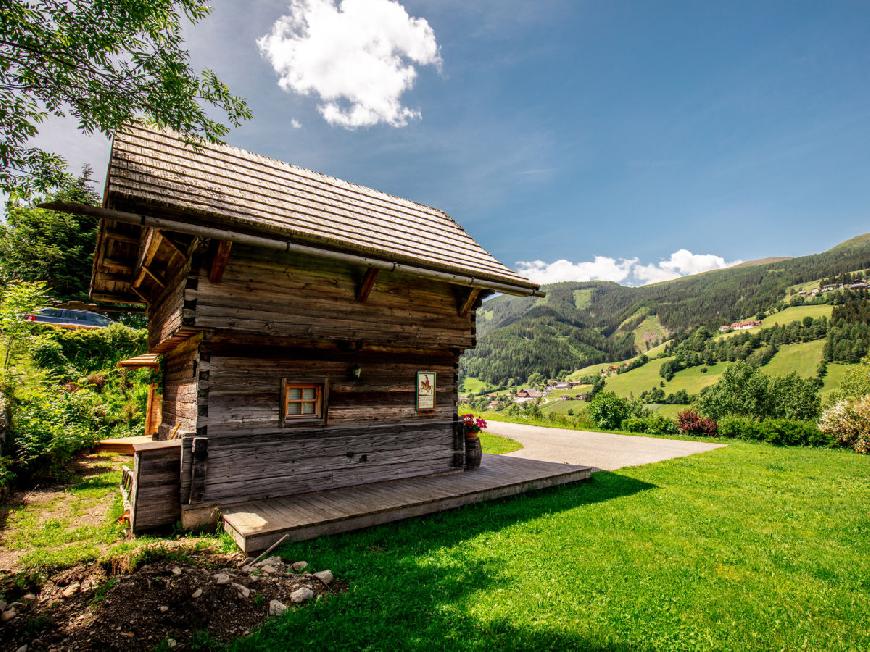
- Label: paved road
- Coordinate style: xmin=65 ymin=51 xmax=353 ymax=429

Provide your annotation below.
xmin=488 ymin=421 xmax=724 ymax=471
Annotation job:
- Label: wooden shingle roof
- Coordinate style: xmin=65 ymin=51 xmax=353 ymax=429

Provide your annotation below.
xmin=104 ymin=124 xmax=538 ymax=292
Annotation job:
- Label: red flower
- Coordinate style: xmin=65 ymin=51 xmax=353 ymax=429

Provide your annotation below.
xmin=476 ymin=418 xmax=487 ymax=430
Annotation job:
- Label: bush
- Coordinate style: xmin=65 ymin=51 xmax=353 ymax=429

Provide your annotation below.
xmin=622 ymin=413 xmax=679 ymax=435
xmin=677 ymin=409 xmax=718 ymax=435
xmin=696 ymin=362 xmax=820 ymax=421
xmin=719 ymin=415 xmax=833 ymax=447
xmin=35 ymin=323 xmax=147 ymax=374
xmin=588 ymin=391 xmax=647 ymax=431
xmin=819 ymin=395 xmax=870 ymax=453
xmin=9 ymin=389 xmax=108 ymax=481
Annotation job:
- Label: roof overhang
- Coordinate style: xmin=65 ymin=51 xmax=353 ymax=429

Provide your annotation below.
xmin=46 ymin=201 xmax=545 ymax=299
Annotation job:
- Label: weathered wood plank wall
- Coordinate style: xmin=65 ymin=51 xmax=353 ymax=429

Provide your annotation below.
xmin=130 ymin=441 xmax=181 ymax=532
xmin=151 ymin=244 xmax=476 ymax=509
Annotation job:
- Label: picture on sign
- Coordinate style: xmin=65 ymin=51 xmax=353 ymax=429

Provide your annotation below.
xmin=416 ymin=371 xmax=437 ymax=411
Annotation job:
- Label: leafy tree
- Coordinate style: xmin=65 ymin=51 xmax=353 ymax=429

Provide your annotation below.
xmin=696 ymin=362 xmax=819 ymax=421
xmin=0 ymin=280 xmax=48 ymax=381
xmin=1 ymin=0 xmax=252 ymax=193
xmin=587 ymin=391 xmax=646 ymax=430
xmin=0 ymin=168 xmax=100 ymax=300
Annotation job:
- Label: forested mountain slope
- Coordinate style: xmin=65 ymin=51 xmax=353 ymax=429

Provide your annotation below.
xmin=462 ymin=233 xmax=870 ymax=384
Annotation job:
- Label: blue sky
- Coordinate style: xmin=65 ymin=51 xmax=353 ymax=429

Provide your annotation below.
xmin=38 ymin=0 xmax=870 ymax=285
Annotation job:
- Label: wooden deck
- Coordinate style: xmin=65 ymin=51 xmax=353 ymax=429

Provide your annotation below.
xmin=95 ymin=435 xmax=154 ymax=455
xmin=222 ymin=454 xmax=592 ymax=553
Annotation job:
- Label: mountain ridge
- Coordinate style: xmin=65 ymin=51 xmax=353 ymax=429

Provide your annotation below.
xmin=463 ymin=233 xmax=870 ymax=384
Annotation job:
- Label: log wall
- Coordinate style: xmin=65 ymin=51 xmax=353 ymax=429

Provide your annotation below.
xmin=157 ymin=337 xmax=200 ymax=440
xmin=130 ymin=441 xmax=181 ymax=533
xmin=157 ymin=244 xmax=478 ymax=508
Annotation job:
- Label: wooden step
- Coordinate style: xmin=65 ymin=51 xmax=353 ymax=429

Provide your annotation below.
xmin=222 ymin=454 xmax=592 ymax=553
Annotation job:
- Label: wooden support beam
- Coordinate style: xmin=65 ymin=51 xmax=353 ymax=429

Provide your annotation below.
xmin=209 ymin=240 xmax=233 ymax=283
xmin=99 ymin=258 xmax=133 ymax=274
xmin=356 ymin=268 xmax=379 ymax=302
xmin=458 ymin=288 xmax=482 ymax=317
xmin=142 ymin=266 xmax=165 ymax=288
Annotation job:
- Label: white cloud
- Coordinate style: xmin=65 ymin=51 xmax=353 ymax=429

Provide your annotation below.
xmin=517 ymin=250 xmax=740 ymax=286
xmin=290 ymin=118 xmax=302 ymax=129
xmin=516 ymin=257 xmax=638 ymax=285
xmin=258 ymin=0 xmax=441 ymax=128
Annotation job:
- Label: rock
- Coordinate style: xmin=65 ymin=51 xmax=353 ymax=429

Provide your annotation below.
xmin=159 ymin=605 xmax=169 ymax=613
xmin=22 ymin=593 xmax=36 ymax=603
xmin=257 ymin=556 xmax=284 ymax=568
xmin=2 ymin=608 xmax=17 ymax=622
xmin=314 ymin=570 xmax=334 ymax=585
xmin=171 ymin=566 xmax=182 ymax=576
xmin=213 ymin=573 xmax=231 ymax=584
xmin=166 ymin=639 xmax=177 ymax=649
xmin=192 ymin=588 xmax=203 ymax=599
xmin=15 ymin=644 xmax=27 ymax=652
xmin=240 ymin=565 xmax=254 ymax=573
xmin=291 ymin=561 xmax=308 ymax=571
xmin=232 ymin=582 xmax=251 ymax=598
xmin=268 ymin=599 xmax=288 ymax=616
xmin=61 ymin=582 xmax=80 ymax=597
xmin=290 ymin=587 xmax=314 ymax=603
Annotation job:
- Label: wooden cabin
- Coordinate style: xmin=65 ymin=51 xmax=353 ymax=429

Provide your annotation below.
xmin=63 ymin=124 xmax=550 ymax=537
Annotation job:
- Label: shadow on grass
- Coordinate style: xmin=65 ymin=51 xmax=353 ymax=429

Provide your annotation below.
xmin=235 ymin=471 xmax=654 ymax=651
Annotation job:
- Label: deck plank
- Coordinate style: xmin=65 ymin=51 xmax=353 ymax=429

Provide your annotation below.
xmin=223 ymin=455 xmax=592 ymax=553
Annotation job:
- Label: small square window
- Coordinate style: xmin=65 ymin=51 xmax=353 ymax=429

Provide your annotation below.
xmin=281 ymin=380 xmax=327 ymax=426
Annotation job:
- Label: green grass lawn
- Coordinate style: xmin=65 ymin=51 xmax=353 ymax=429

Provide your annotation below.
xmin=1 ymin=453 xmax=227 ymax=571
xmin=461 ymin=377 xmax=494 ymax=394
xmin=543 ymin=398 xmax=589 ymax=416
xmin=762 ymin=339 xmax=826 ymax=378
xmin=479 ymin=432 xmax=523 ymax=454
xmin=821 ymin=362 xmax=859 ymax=403
xmin=240 ymin=442 xmax=870 ymax=651
xmin=647 ymin=403 xmax=686 ymax=419
xmin=605 ymin=357 xmax=671 ymax=397
xmin=666 ymin=361 xmax=731 ymax=395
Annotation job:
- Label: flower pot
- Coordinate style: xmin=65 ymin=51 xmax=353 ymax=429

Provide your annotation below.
xmin=464 ymin=436 xmax=482 ymax=470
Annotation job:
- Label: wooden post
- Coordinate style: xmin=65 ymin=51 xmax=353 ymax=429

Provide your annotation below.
xmin=356 ymin=267 xmax=379 ymax=302
xmin=209 ymin=240 xmax=233 ymax=283
xmin=458 ymin=288 xmax=481 ymax=318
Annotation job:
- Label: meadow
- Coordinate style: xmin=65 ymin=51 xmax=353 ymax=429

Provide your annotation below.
xmin=764 ymin=339 xmax=826 ymax=378
xmin=239 ymin=441 xmax=870 ymax=651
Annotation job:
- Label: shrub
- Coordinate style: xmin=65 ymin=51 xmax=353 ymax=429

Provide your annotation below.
xmin=677 ymin=409 xmax=717 ymax=435
xmin=9 ymin=389 xmax=108 ymax=481
xmin=588 ymin=391 xmax=647 ymax=430
xmin=35 ymin=323 xmax=147 ymax=374
xmin=696 ymin=362 xmax=820 ymax=421
xmin=622 ymin=414 xmax=679 ymax=435
xmin=719 ymin=415 xmax=833 ymax=447
xmin=819 ymin=395 xmax=870 ymax=454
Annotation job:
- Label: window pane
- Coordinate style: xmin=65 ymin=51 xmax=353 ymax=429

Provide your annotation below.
xmin=288 ymin=388 xmax=302 ymax=400
xmin=302 ymin=402 xmax=315 ymax=414
xmin=286 ymin=403 xmax=302 ymax=415
xmin=302 ymin=388 xmax=315 ymax=399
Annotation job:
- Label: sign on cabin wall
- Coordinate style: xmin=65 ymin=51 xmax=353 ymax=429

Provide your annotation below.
xmin=416 ymin=371 xmax=437 ymax=412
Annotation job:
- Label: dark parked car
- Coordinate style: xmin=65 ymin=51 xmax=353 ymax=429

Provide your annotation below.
xmin=27 ymin=308 xmax=113 ymax=329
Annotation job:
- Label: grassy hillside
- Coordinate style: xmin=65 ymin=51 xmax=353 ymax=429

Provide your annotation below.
xmin=820 ymin=362 xmax=859 ymax=402
xmin=605 ymin=357 xmax=671 ymax=397
xmin=604 ymin=357 xmax=731 ymax=399
xmin=630 ymin=315 xmax=668 ymax=352
xmin=763 ymin=340 xmax=826 ymax=378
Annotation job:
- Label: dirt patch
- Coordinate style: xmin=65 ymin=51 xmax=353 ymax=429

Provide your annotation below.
xmin=0 ymin=550 xmax=344 ymax=650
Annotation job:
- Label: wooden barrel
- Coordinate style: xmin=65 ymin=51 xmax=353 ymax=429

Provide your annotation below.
xmin=465 ymin=437 xmax=482 ymax=470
